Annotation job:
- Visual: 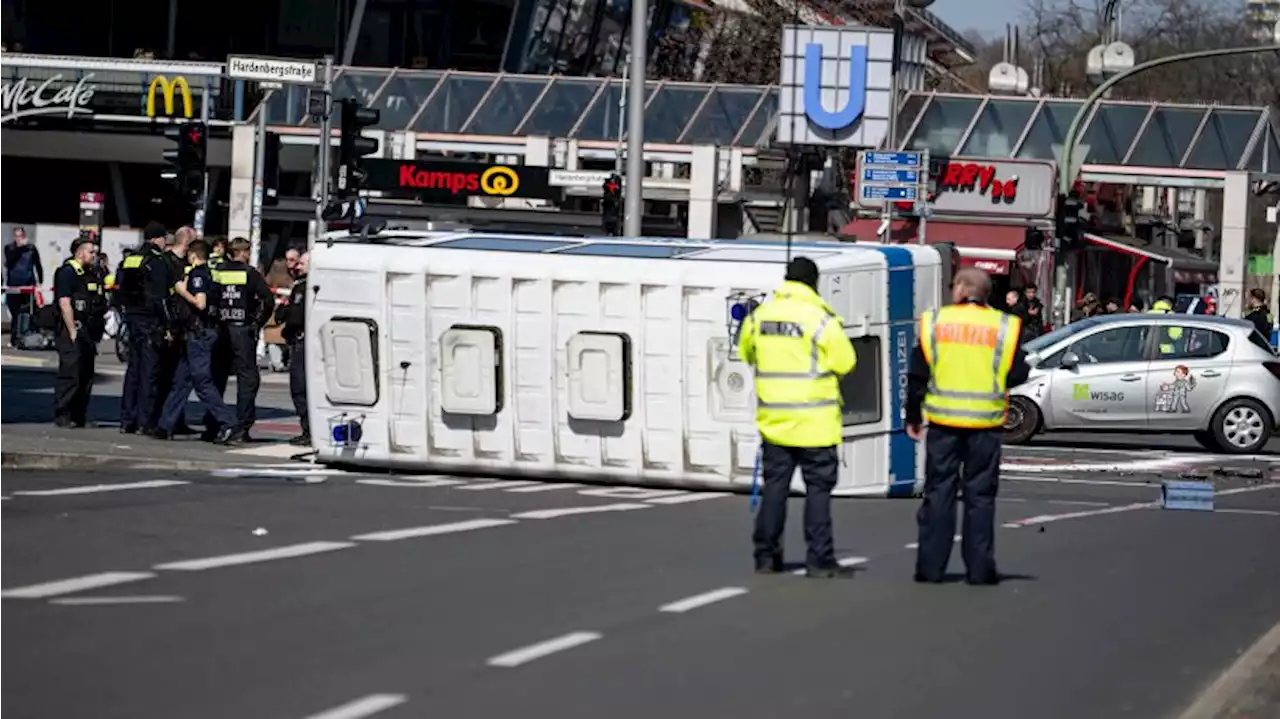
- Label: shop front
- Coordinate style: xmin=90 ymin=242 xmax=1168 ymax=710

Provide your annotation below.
xmin=840 ymin=156 xmax=1058 ymax=298
xmin=1080 ymin=233 xmax=1220 ymax=311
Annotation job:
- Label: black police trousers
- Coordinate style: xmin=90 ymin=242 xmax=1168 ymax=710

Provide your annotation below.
xmin=120 ymin=315 xmax=160 ymax=432
xmin=753 ymin=441 xmax=839 ymax=570
xmin=226 ymin=324 xmax=261 ymax=434
xmin=53 ymin=331 xmax=96 ymax=424
xmin=915 ymin=425 xmax=1002 ymax=584
xmin=289 ymin=338 xmax=309 ymax=437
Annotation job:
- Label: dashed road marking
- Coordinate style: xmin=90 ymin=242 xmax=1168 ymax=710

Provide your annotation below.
xmin=154 ymin=541 xmax=355 ymax=571
xmin=356 ymin=477 xmax=466 ymax=488
xmin=505 ymin=482 xmax=584 ymax=493
xmin=790 ymin=556 xmax=868 ymax=576
xmin=658 ymin=587 xmax=748 ymax=613
xmin=1211 ymin=508 xmax=1280 ymax=517
xmin=1047 ymin=499 xmax=1112 ymax=507
xmin=12 ymin=479 xmax=189 ymax=496
xmin=486 ymin=631 xmax=603 ymax=668
xmin=1002 ymin=483 xmax=1280 ymax=529
xmin=50 ymin=595 xmax=185 ymax=606
xmin=512 ymin=503 xmax=652 ymax=520
xmin=905 ymin=535 xmax=960 ymax=550
xmin=226 ymin=443 xmax=310 ymax=459
xmin=301 ymin=694 xmax=407 ymax=719
xmin=646 ymin=492 xmax=734 ymax=505
xmin=2 ymin=571 xmax=156 ymax=599
xmin=456 ymin=480 xmax=541 ymax=491
xmin=351 ymin=518 xmax=517 ymax=542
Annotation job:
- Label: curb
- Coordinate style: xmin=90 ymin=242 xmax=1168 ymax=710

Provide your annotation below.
xmin=1178 ymin=619 xmax=1280 ymax=719
xmin=1 ymin=451 xmax=306 ymax=472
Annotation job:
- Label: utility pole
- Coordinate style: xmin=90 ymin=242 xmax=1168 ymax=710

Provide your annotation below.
xmin=313 ymin=55 xmax=335 ymax=252
xmin=250 ymin=102 xmax=267 ymax=268
xmin=623 ymin=0 xmax=647 ymax=238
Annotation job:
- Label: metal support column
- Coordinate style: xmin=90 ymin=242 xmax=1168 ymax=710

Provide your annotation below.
xmin=623 ymin=0 xmax=647 ymax=237
xmin=249 ymin=104 xmax=268 ymax=269
xmin=313 ymin=56 xmax=335 ymax=251
xmin=194 ymin=77 xmax=212 ymax=238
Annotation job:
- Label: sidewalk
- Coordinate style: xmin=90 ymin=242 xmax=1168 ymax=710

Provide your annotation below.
xmin=2 ymin=345 xmax=307 ymax=471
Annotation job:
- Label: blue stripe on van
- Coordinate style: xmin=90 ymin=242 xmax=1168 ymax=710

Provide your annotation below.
xmin=867 ymin=246 xmax=919 ymax=498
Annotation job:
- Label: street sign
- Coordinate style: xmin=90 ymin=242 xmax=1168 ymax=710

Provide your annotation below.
xmin=861 ymin=185 xmax=918 ymax=201
xmin=862 ymin=151 xmax=923 ymax=168
xmin=862 ymin=168 xmax=920 ymax=184
xmin=549 ymin=169 xmax=614 ymax=187
xmin=227 ymin=56 xmax=318 ymax=85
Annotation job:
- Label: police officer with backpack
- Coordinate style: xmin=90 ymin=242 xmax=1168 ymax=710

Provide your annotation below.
xmin=52 ymin=235 xmax=108 ymax=427
xmin=116 ymin=222 xmax=174 ymax=435
xmin=277 ymin=250 xmax=310 ymax=446
xmin=213 ymin=237 xmax=274 ymax=443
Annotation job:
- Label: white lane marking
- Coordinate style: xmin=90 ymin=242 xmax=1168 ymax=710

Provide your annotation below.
xmin=904 ymin=535 xmax=961 ymax=550
xmin=225 ymin=444 xmax=310 ymax=458
xmin=790 ymin=556 xmax=868 ymax=576
xmin=1001 ymin=483 xmax=1280 ymax=528
xmin=12 ymin=479 xmax=189 ymax=496
xmin=1006 ymin=475 xmax=1160 ymax=488
xmin=154 ymin=541 xmax=355 ymax=571
xmin=1048 ymin=499 xmax=1112 ymax=507
xmin=351 ymin=518 xmax=517 ymax=542
xmin=301 ymin=694 xmax=408 ymax=719
xmin=456 ymin=480 xmax=541 ymax=491
xmin=1212 ymin=508 xmax=1280 ymax=517
xmin=511 ymin=503 xmax=653 ymax=520
xmin=2 ymin=571 xmax=156 ymax=599
xmin=1002 ymin=456 xmax=1216 ymax=473
xmin=998 ymin=497 xmax=1029 ymax=503
xmin=1006 ymin=445 xmax=1155 ymax=456
xmin=659 ymin=587 xmax=748 ymax=613
xmin=646 ymin=492 xmax=734 ymax=505
xmin=576 ymin=487 xmax=688 ymax=501
xmin=356 ymin=477 xmax=466 ymax=488
xmin=50 ymin=595 xmax=185 ymax=606
xmin=505 ymin=482 xmax=583 ymax=493
xmin=486 ymin=631 xmax=603 ymax=668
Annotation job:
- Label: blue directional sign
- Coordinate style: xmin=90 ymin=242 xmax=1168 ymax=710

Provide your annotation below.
xmin=862 ymin=151 xmax=923 ymax=168
xmin=863 ymin=168 xmax=919 ymax=183
xmin=861 ymin=185 xmax=918 ymax=201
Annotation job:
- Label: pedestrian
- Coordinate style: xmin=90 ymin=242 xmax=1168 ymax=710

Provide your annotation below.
xmin=213 ymin=237 xmax=275 ymax=443
xmin=906 ymin=268 xmax=1030 ymax=586
xmin=52 ymin=235 xmax=107 ymax=428
xmin=737 ymin=257 xmax=859 ymax=579
xmin=150 ymin=226 xmax=196 ymax=433
xmin=1244 ymin=288 xmax=1273 ymax=339
xmin=1021 ymin=283 xmax=1045 ymax=338
xmin=158 ymin=240 xmax=236 ymax=443
xmin=116 ymin=222 xmax=174 ymax=435
xmin=5 ymin=226 xmax=43 ymax=344
xmin=277 ymin=250 xmax=311 ymax=446
xmin=1103 ymin=297 xmax=1120 ymax=314
xmin=202 ymin=236 xmax=232 ymax=440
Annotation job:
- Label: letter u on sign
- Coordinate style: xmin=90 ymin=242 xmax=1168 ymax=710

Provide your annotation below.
xmin=803 ymin=43 xmax=867 ymax=131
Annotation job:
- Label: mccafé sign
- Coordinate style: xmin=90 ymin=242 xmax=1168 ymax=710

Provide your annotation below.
xmin=856 ymin=157 xmax=1054 ymax=218
xmin=0 ymin=73 xmax=97 ymax=124
xmin=366 ymin=159 xmax=559 ymax=201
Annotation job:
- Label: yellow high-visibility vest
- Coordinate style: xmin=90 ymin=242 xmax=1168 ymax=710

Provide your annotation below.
xmin=737 ymin=281 xmax=857 ymax=448
xmin=920 ymin=303 xmax=1021 ymax=430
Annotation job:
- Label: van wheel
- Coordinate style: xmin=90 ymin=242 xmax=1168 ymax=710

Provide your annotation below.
xmin=1192 ymin=430 xmax=1220 ymax=452
xmin=1003 ymin=396 xmax=1040 ymax=445
xmin=1210 ymin=398 xmax=1272 ymax=454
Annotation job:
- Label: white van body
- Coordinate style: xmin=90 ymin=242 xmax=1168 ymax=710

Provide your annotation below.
xmin=306 ymin=232 xmax=945 ymax=497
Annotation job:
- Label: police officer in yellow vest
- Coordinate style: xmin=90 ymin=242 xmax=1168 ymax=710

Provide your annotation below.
xmin=1147 ymin=295 xmax=1183 ymax=354
xmin=53 ymin=235 xmax=108 ymax=428
xmin=906 ymin=268 xmax=1030 ymax=586
xmin=738 ymin=257 xmax=858 ymax=578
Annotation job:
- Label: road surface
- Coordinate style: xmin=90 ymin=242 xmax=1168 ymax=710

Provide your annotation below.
xmin=4 ymin=456 xmax=1279 ymax=719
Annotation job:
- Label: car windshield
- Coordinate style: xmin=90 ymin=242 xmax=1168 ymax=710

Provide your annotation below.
xmin=1024 ymin=317 xmax=1105 ymax=354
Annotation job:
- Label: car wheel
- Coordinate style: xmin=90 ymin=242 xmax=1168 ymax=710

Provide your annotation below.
xmin=1209 ymin=398 xmax=1273 ymax=454
xmin=1003 ymin=396 xmax=1041 ymax=445
xmin=1192 ymin=430 xmax=1220 ymax=452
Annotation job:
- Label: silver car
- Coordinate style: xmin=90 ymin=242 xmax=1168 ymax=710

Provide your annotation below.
xmin=1004 ymin=314 xmax=1280 ymax=454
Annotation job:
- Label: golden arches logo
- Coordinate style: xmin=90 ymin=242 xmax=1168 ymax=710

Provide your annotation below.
xmin=480 ymin=166 xmax=519 ymax=196
xmin=146 ymin=76 xmax=193 ymax=118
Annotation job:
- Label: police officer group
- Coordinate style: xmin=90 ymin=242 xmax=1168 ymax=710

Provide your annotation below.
xmin=54 ymin=223 xmax=310 ymax=447
xmin=739 ymin=258 xmax=1027 ymax=584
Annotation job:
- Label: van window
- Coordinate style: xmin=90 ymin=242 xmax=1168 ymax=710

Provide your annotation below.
xmin=839 ymin=336 xmax=882 ymax=426
xmin=1068 ymin=325 xmax=1149 ymax=364
xmin=1162 ymin=327 xmax=1229 ymax=359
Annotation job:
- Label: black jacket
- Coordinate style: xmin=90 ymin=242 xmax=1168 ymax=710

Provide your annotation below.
xmin=905 ymin=300 xmax=1032 ymax=427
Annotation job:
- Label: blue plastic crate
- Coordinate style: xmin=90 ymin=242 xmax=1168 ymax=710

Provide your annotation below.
xmin=1161 ymin=480 xmax=1215 ymax=511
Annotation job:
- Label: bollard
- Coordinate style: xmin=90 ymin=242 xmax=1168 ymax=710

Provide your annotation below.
xmin=1161 ymin=480 xmax=1214 ymax=511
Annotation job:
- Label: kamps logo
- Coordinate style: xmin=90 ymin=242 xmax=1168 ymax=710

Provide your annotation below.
xmin=802 ymin=42 xmax=868 ymax=131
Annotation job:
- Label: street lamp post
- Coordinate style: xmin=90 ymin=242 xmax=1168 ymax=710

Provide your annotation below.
xmin=1053 ymin=43 xmax=1280 ymax=326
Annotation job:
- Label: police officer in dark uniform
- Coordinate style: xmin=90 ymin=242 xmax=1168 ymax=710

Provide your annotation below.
xmin=201 ymin=236 xmax=232 ymax=440
xmin=214 ymin=237 xmax=274 ymax=442
xmin=150 ymin=226 xmax=195 ymax=432
xmin=53 ymin=235 xmax=108 ymax=428
xmin=117 ymin=222 xmax=174 ymax=434
xmin=277 ymin=250 xmax=310 ymax=446
xmin=159 ymin=240 xmax=237 ymax=442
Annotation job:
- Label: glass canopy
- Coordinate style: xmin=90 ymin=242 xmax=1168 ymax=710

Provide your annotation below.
xmin=261 ymin=67 xmax=777 ymax=147
xmin=895 ymin=92 xmax=1280 ymax=172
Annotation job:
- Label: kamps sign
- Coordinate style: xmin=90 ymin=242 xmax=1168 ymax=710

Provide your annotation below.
xmin=777 ymin=25 xmax=927 ymax=147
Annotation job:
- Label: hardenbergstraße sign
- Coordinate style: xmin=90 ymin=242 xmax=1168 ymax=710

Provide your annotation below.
xmin=0 ymin=73 xmax=96 ymax=124
xmin=549 ymin=170 xmax=614 ymax=187
xmin=227 ymin=56 xmax=318 ymax=84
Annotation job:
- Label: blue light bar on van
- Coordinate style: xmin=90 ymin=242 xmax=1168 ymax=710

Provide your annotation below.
xmin=331 ymin=420 xmax=364 ymax=446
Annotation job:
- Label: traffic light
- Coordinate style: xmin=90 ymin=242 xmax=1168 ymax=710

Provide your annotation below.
xmin=601 ymin=174 xmax=622 ymax=236
xmin=162 ymin=121 xmax=207 ymax=206
xmin=336 ymin=99 xmax=380 ymax=198
xmin=1055 ymin=191 xmax=1085 ymax=252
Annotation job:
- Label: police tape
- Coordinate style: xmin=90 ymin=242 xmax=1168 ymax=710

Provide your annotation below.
xmin=1 ymin=285 xmax=47 ymax=307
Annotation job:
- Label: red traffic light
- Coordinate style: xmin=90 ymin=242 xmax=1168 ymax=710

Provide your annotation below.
xmin=187 ymin=126 xmax=203 ymax=144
